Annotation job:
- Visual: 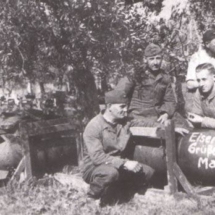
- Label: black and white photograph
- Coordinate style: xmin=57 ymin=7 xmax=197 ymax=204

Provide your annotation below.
xmin=0 ymin=0 xmax=215 ymax=214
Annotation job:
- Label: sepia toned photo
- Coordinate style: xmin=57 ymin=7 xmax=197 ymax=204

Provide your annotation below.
xmin=0 ymin=0 xmax=215 ymax=214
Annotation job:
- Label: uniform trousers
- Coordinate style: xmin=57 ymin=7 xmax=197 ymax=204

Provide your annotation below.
xmin=83 ymin=163 xmax=154 ymax=199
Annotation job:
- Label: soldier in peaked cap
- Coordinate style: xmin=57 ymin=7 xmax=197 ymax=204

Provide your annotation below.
xmin=81 ymin=89 xmax=154 ymax=206
xmin=144 ymin=43 xmax=162 ymax=57
xmin=115 ymin=43 xmax=189 ymax=132
xmin=115 ymin=43 xmax=177 ymax=126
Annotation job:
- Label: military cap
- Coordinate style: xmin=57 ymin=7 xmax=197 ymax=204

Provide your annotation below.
xmin=203 ymin=29 xmax=215 ymax=44
xmin=144 ymin=43 xmax=162 ymax=57
xmin=105 ymin=90 xmax=129 ymax=104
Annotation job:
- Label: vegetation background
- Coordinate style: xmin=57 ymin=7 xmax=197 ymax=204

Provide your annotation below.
xmin=0 ymin=0 xmax=215 ymax=214
xmin=1 ymin=0 xmax=215 ymax=125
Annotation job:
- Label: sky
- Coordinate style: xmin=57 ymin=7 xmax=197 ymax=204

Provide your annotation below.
xmin=134 ymin=0 xmax=189 ymax=21
xmin=159 ymin=0 xmax=189 ymax=20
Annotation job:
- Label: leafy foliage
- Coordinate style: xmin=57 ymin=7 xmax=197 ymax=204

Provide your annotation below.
xmin=190 ymin=0 xmax=215 ymax=31
xmin=0 ymin=0 xmax=214 ymax=123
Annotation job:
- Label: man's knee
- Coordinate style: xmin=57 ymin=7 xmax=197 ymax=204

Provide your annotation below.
xmin=102 ymin=166 xmax=119 ymax=183
xmin=141 ymin=164 xmax=155 ymax=182
xmin=93 ymin=165 xmax=120 ymax=184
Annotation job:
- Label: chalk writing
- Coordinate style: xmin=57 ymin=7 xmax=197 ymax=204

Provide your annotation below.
xmin=188 ymin=132 xmax=215 ymax=169
xmin=188 ymin=142 xmax=215 ymax=157
xmin=189 ymin=132 xmax=215 ymax=144
xmin=198 ymin=158 xmax=215 ymax=169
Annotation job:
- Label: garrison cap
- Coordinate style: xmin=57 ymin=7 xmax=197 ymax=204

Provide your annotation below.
xmin=203 ymin=29 xmax=215 ymax=44
xmin=105 ymin=90 xmax=129 ymax=104
xmin=144 ymin=43 xmax=162 ymax=57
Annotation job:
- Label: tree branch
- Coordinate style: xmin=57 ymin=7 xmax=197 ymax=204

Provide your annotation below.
xmin=16 ymin=46 xmax=26 ymax=75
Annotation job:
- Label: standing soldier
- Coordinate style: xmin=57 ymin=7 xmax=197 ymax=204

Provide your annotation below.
xmin=186 ymin=29 xmax=215 ymax=91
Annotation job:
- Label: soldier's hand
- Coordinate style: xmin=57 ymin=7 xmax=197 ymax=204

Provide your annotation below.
xmin=187 ymin=112 xmax=203 ymax=124
xmin=186 ymin=80 xmax=199 ymax=91
xmin=123 ymin=161 xmax=142 ymax=173
xmin=175 ymin=127 xmax=189 ymax=136
xmin=157 ymin=113 xmax=168 ymax=125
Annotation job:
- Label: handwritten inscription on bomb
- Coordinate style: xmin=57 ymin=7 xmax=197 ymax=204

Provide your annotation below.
xmin=188 ymin=132 xmax=215 ymax=169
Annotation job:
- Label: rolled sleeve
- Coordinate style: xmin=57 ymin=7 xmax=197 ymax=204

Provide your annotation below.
xmin=201 ymin=117 xmax=215 ymax=129
xmin=190 ymin=92 xmax=204 ymax=116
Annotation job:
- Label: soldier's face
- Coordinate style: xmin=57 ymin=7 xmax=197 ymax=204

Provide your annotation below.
xmin=206 ymin=38 xmax=215 ymax=54
xmin=146 ymin=54 xmax=162 ymax=72
xmin=109 ymin=104 xmax=128 ymax=120
xmin=196 ymin=69 xmax=215 ymax=95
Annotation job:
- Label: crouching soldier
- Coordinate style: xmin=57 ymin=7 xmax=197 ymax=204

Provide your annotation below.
xmin=81 ymin=89 xmax=154 ymax=206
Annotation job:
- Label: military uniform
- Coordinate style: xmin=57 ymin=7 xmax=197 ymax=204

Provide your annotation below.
xmin=82 ymin=113 xmax=154 ymax=199
xmin=115 ymin=67 xmax=176 ymax=127
xmin=191 ymin=87 xmax=215 ymax=129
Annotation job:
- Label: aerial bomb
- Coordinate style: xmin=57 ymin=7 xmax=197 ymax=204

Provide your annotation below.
xmin=133 ymin=129 xmax=215 ymax=185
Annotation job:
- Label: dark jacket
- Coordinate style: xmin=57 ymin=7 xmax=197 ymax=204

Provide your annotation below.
xmin=115 ymin=68 xmax=176 ymax=120
xmin=191 ymin=87 xmax=215 ymax=129
xmin=81 ymin=113 xmax=131 ymax=180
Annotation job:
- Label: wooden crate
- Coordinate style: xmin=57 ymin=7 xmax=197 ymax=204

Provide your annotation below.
xmin=19 ymin=118 xmax=83 ymax=179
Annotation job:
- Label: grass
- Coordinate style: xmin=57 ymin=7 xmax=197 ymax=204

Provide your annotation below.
xmin=0 ymin=83 xmax=212 ymax=215
xmin=0 ymin=173 xmax=215 ymax=215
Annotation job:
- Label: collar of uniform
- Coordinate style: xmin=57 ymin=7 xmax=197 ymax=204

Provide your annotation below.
xmin=200 ymin=86 xmax=215 ymax=101
xmin=208 ymin=86 xmax=215 ymax=101
xmin=145 ymin=69 xmax=163 ymax=82
xmin=98 ymin=113 xmax=118 ymax=132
